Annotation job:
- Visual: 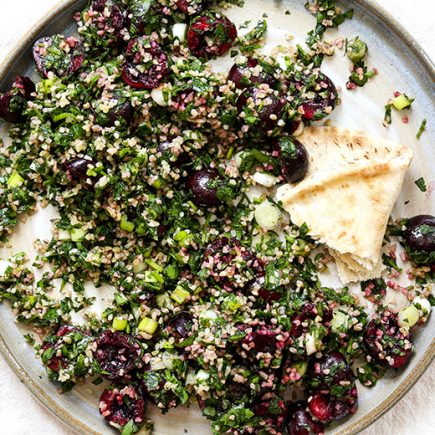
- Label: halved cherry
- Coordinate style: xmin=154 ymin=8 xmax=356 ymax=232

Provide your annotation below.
xmin=33 ymin=35 xmax=84 ymax=78
xmin=363 ymin=310 xmax=413 ymax=369
xmin=187 ymin=12 xmax=237 ymax=58
xmin=228 ymin=58 xmax=277 ymax=89
xmin=99 ymin=384 xmax=146 ymax=429
xmin=122 ymin=37 xmax=169 ymax=89
xmin=93 ymin=330 xmax=142 ymax=381
xmin=298 ymin=73 xmax=338 ymax=121
xmin=0 ymin=76 xmax=35 ymax=123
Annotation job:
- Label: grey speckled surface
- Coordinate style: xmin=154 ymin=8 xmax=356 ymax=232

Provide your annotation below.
xmin=0 ymin=1 xmax=433 ymax=434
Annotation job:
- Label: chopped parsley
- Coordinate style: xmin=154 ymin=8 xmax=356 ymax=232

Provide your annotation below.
xmin=415 ymin=177 xmax=427 ymax=192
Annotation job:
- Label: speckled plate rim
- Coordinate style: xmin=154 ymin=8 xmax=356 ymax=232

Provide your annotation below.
xmin=0 ymin=1 xmax=434 ymax=434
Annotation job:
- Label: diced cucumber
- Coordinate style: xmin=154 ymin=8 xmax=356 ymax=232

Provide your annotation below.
xmin=291 ymin=361 xmax=308 ymax=377
xmin=305 ymin=332 xmax=316 ymax=355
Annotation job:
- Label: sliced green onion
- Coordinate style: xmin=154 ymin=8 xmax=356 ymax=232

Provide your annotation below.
xmin=120 ymin=215 xmax=135 ymax=232
xmin=416 ymin=118 xmax=427 ymax=139
xmin=112 ymin=316 xmax=128 ymax=331
xmin=71 ymin=227 xmax=86 ymax=242
xmin=114 ymin=293 xmax=128 ymax=306
xmin=174 ymin=230 xmax=193 ymax=246
xmin=152 ymin=178 xmax=162 ymax=189
xmin=7 ymin=170 xmax=24 ymax=188
xmin=138 ymin=317 xmax=159 ymax=334
xmin=397 ymin=305 xmax=419 ymax=328
xmin=164 ymin=264 xmax=178 ymax=280
xmin=144 ymin=271 xmax=164 ymax=284
xmin=226 ymin=146 xmax=235 ymax=160
xmin=392 ymin=94 xmax=412 ymax=111
xmin=171 ymin=286 xmax=190 ymax=304
xmin=200 ymin=309 xmax=218 ymax=322
xmin=252 ymin=172 xmax=278 ymax=187
xmin=174 ymin=230 xmax=189 ymax=242
xmin=156 ymin=293 xmax=171 ymax=308
xmin=145 ymin=259 xmax=163 ymax=272
xmin=172 ymin=23 xmax=188 ymax=42
xmin=58 ymin=229 xmax=71 ymax=241
xmin=384 ymin=103 xmax=392 ymax=125
xmin=412 ymin=296 xmax=431 ymax=316
xmin=195 ymin=370 xmax=210 ymax=382
xmin=291 ymin=361 xmax=308 ymax=377
xmin=151 ymin=88 xmax=169 ymax=107
xmin=254 ymin=201 xmax=282 ymax=230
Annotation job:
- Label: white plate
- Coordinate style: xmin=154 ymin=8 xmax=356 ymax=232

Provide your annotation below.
xmin=0 ymin=1 xmax=434 ymax=433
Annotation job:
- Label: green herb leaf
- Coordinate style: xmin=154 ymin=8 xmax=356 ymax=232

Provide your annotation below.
xmin=415 ymin=177 xmax=427 ymax=192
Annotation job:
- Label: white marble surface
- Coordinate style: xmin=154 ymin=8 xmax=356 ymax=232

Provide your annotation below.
xmin=0 ymin=0 xmax=433 ymax=434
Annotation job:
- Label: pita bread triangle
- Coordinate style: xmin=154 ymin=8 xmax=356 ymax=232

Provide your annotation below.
xmin=275 ymin=126 xmax=413 ymax=283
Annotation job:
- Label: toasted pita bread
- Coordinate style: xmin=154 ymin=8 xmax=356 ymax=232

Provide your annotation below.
xmin=275 ymin=126 xmax=413 ymax=283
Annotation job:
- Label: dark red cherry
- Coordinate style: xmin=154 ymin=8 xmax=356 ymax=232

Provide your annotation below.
xmin=33 ymin=36 xmax=84 ymax=78
xmin=236 ymin=86 xmax=287 ymax=135
xmin=166 ymin=311 xmax=193 ymax=339
xmin=0 ymin=76 xmax=35 ymax=123
xmin=99 ymin=384 xmax=146 ymax=429
xmin=308 ymin=389 xmax=357 ymax=423
xmin=228 ymin=58 xmax=277 ymax=89
xmin=363 ymin=310 xmax=412 ymax=369
xmin=404 ymin=215 xmax=435 ymax=255
xmin=309 ymin=351 xmax=355 ymax=392
xmin=186 ymin=168 xmax=221 ymax=207
xmin=65 ymin=158 xmax=97 ymax=182
xmin=274 ymin=136 xmax=309 ymax=183
xmin=187 ymin=12 xmax=237 ymax=58
xmin=299 ymin=73 xmax=338 ymax=121
xmin=286 ymin=402 xmax=324 ymax=435
xmin=93 ymin=330 xmax=142 ymax=381
xmin=122 ymin=37 xmax=169 ymax=89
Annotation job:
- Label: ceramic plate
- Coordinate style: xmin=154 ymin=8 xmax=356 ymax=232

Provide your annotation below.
xmin=0 ymin=0 xmax=434 ymax=434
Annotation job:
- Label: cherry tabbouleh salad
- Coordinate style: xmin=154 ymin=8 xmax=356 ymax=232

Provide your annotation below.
xmin=0 ymin=0 xmax=433 ymax=434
